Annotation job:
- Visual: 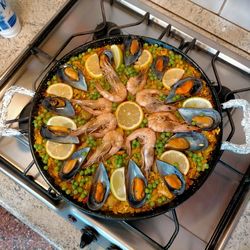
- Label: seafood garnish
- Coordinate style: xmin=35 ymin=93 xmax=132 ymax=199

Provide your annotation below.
xmin=96 ymin=51 xmax=127 ymax=102
xmin=156 ymin=160 xmax=185 ymax=195
xmin=58 ymin=64 xmax=88 ymax=91
xmin=84 ymin=130 xmax=124 ymax=167
xmin=126 ymin=160 xmax=147 ymax=208
xmin=124 ymin=36 xmax=142 ymax=66
xmin=151 ymin=56 xmax=169 ymax=80
xmin=70 ymin=113 xmax=117 ymax=137
xmin=136 ymin=89 xmax=177 ymax=113
xmin=178 ymin=108 xmax=221 ymax=131
xmin=42 ymin=97 xmax=75 ymax=117
xmin=148 ymin=112 xmax=200 ymax=133
xmin=60 ymin=147 xmax=90 ymax=180
xmin=165 ymin=131 xmax=208 ymax=151
xmin=166 ymin=77 xmax=202 ymax=103
xmin=127 ymin=69 xmax=148 ymax=95
xmin=40 ymin=125 xmax=79 ymax=144
xmin=71 ymin=98 xmax=112 ymax=116
xmin=125 ymin=128 xmax=156 ymax=178
xmin=87 ymin=162 xmax=110 ymax=210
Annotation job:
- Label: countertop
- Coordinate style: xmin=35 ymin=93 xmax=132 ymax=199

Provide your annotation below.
xmin=0 ymin=0 xmax=249 ymax=249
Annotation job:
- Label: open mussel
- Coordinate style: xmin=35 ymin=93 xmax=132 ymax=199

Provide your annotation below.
xmin=60 ymin=147 xmax=90 ymax=180
xmin=42 ymin=97 xmax=75 ymax=117
xmin=40 ymin=125 xmax=79 ymax=144
xmin=124 ymin=36 xmax=142 ymax=66
xmin=58 ymin=64 xmax=88 ymax=91
xmin=151 ymin=56 xmax=169 ymax=80
xmin=126 ymin=160 xmax=147 ymax=208
xmin=165 ymin=77 xmax=202 ymax=103
xmin=87 ymin=162 xmax=110 ymax=211
xmin=156 ymin=160 xmax=185 ymax=195
xmin=178 ymin=108 xmax=221 ymax=131
xmin=165 ymin=132 xmax=208 ymax=151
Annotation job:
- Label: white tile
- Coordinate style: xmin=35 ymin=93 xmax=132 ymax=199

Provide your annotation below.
xmin=220 ymin=0 xmax=250 ymax=31
xmin=190 ymin=0 xmax=225 ymax=13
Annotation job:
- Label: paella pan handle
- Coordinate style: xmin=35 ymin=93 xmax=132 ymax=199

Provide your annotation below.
xmin=0 ymin=86 xmax=34 ymax=136
xmin=221 ymin=99 xmax=250 ymax=154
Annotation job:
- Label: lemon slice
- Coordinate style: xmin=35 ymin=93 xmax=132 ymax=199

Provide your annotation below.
xmin=182 ymin=97 xmax=212 ymax=108
xmin=47 ymin=116 xmax=77 ymax=129
xmin=115 ymin=101 xmax=144 ymax=130
xmin=162 ymin=68 xmax=185 ymax=89
xmin=85 ymin=53 xmax=103 ymax=78
xmin=46 ymin=83 xmax=73 ymax=99
xmin=45 ymin=116 xmax=77 ymax=160
xmin=110 ymin=167 xmax=127 ymax=201
xmin=111 ymin=44 xmax=123 ymax=69
xmin=45 ymin=141 xmax=76 ymax=160
xmin=134 ymin=49 xmax=153 ymax=70
xmin=160 ymin=150 xmax=190 ymax=175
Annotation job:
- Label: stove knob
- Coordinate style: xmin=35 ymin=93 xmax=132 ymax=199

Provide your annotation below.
xmin=80 ymin=226 xmax=98 ymax=248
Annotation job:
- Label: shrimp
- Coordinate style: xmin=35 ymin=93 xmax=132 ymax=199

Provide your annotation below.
xmin=125 ymin=128 xmax=156 ymax=178
xmin=126 ymin=70 xmax=148 ymax=95
xmin=95 ymin=53 xmax=127 ymax=102
xmin=84 ymin=130 xmax=124 ymax=167
xmin=71 ymin=98 xmax=112 ymax=116
xmin=148 ymin=112 xmax=199 ymax=133
xmin=70 ymin=113 xmax=117 ymax=137
xmin=136 ymin=89 xmax=177 ymax=113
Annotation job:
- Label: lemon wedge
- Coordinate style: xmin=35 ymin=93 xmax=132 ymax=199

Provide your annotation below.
xmin=111 ymin=44 xmax=123 ymax=69
xmin=162 ymin=68 xmax=185 ymax=89
xmin=46 ymin=83 xmax=73 ymax=99
xmin=110 ymin=167 xmax=127 ymax=201
xmin=160 ymin=150 xmax=190 ymax=175
xmin=85 ymin=53 xmax=103 ymax=78
xmin=182 ymin=97 xmax=212 ymax=108
xmin=134 ymin=49 xmax=153 ymax=70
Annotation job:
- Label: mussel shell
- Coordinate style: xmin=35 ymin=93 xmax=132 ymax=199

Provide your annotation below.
xmin=40 ymin=125 xmax=79 ymax=144
xmin=165 ymin=77 xmax=203 ymax=103
xmin=178 ymin=108 xmax=221 ymax=131
xmin=87 ymin=162 xmax=110 ymax=211
xmin=156 ymin=160 xmax=185 ymax=195
xmin=58 ymin=64 xmax=88 ymax=91
xmin=60 ymin=147 xmax=90 ymax=180
xmin=166 ymin=132 xmax=208 ymax=151
xmin=151 ymin=56 xmax=169 ymax=80
xmin=41 ymin=97 xmax=75 ymax=117
xmin=126 ymin=160 xmax=147 ymax=208
xmin=124 ymin=36 xmax=142 ymax=66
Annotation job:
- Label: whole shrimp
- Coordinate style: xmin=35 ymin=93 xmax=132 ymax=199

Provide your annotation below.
xmin=71 ymin=98 xmax=112 ymax=116
xmin=95 ymin=53 xmax=127 ymax=103
xmin=126 ymin=70 xmax=148 ymax=95
xmin=136 ymin=89 xmax=177 ymax=113
xmin=84 ymin=130 xmax=124 ymax=167
xmin=125 ymin=128 xmax=156 ymax=178
xmin=70 ymin=113 xmax=117 ymax=137
xmin=148 ymin=112 xmax=199 ymax=133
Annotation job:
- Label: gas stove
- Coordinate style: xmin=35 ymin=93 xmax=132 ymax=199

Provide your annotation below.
xmin=0 ymin=0 xmax=249 ymax=249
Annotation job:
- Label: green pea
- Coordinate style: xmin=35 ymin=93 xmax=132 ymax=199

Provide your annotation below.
xmin=152 ymin=183 xmax=157 ymax=189
xmin=203 ymin=163 xmax=209 ymax=169
xmin=157 ymin=198 xmax=163 ymax=204
xmin=150 ymin=201 xmax=155 ymax=207
xmin=146 ymin=194 xmax=151 ymax=200
xmin=79 ymin=182 xmax=84 ymax=187
xmin=87 ymin=48 xmax=92 ymax=52
xmin=61 ymin=185 xmax=67 ymax=191
xmin=148 ymin=183 xmax=152 ymax=189
xmin=66 ymin=189 xmax=71 ymax=195
xmin=43 ymin=165 xmax=48 ymax=170
xmin=145 ymin=188 xmax=150 ymax=194
xmin=161 ymin=196 xmax=167 ymax=202
xmin=80 ymin=193 xmax=86 ymax=198
xmin=83 ymin=190 xmax=88 ymax=195
xmin=73 ymin=190 xmax=78 ymax=195
xmin=77 ymin=187 xmax=83 ymax=193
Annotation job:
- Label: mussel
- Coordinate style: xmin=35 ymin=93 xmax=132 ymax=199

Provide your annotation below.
xmin=124 ymin=36 xmax=142 ymax=66
xmin=60 ymin=147 xmax=90 ymax=180
xmin=87 ymin=162 xmax=110 ymax=211
xmin=58 ymin=64 xmax=88 ymax=91
xmin=42 ymin=97 xmax=75 ymax=117
xmin=156 ymin=160 xmax=185 ymax=195
xmin=165 ymin=77 xmax=203 ymax=103
xmin=126 ymin=160 xmax=147 ymax=208
xmin=178 ymin=108 xmax=221 ymax=131
xmin=165 ymin=132 xmax=208 ymax=151
xmin=40 ymin=125 xmax=79 ymax=144
xmin=151 ymin=56 xmax=169 ymax=80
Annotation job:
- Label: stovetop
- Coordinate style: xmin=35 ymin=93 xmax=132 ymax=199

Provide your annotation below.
xmin=0 ymin=0 xmax=249 ymax=249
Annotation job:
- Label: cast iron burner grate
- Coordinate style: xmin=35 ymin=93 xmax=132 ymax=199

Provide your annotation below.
xmin=93 ymin=22 xmax=122 ymax=40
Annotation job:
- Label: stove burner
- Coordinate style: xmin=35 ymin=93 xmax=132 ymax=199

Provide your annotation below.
xmin=19 ymin=102 xmax=32 ymax=131
xmin=93 ymin=22 xmax=122 ymax=40
xmin=214 ymin=86 xmax=235 ymax=113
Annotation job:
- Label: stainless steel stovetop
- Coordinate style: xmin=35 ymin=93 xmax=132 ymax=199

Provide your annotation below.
xmin=0 ymin=0 xmax=249 ymax=249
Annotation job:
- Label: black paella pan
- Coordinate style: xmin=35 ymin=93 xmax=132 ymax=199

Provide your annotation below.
xmin=27 ymin=35 xmax=224 ymax=220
